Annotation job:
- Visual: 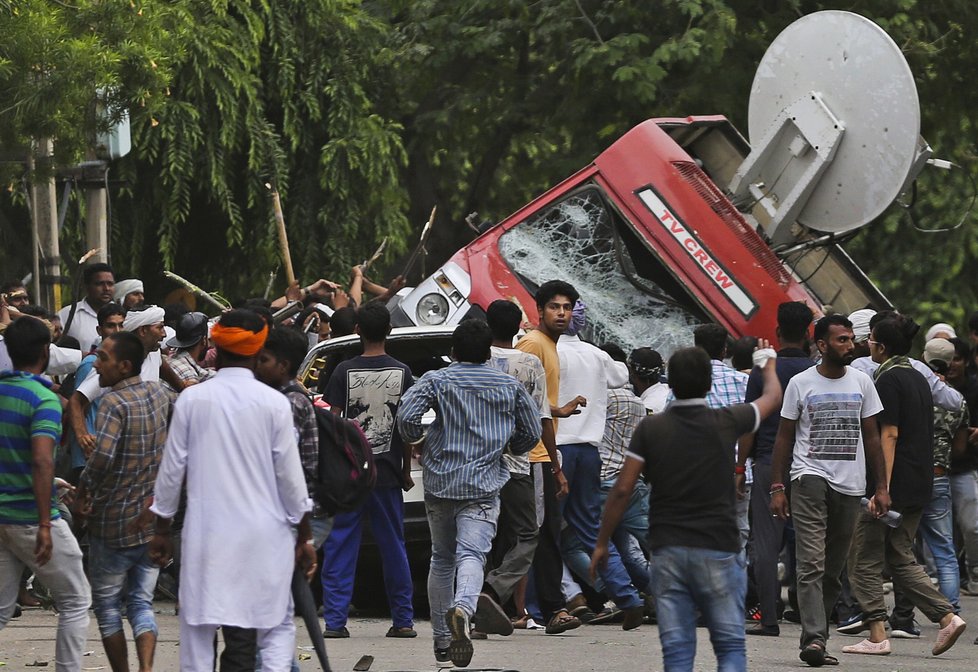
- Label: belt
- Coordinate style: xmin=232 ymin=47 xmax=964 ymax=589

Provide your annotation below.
xmin=934 ymin=466 xmax=948 ymax=477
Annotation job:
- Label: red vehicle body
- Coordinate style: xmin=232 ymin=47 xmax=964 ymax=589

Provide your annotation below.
xmin=392 ymin=116 xmax=889 ymax=355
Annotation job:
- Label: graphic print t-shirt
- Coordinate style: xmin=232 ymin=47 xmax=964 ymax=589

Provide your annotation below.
xmin=782 ymin=366 xmax=883 ymax=496
xmin=324 ymin=354 xmax=413 ymax=488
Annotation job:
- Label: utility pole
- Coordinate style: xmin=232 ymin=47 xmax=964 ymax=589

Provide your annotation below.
xmin=84 ymin=160 xmax=109 ymax=265
xmin=30 ymin=139 xmax=63 ymax=309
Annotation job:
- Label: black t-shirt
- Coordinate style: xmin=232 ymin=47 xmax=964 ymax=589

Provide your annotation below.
xmin=324 ymin=354 xmax=414 ymax=488
xmin=744 ymin=347 xmax=814 ymax=464
xmin=871 ymin=366 xmax=934 ymax=511
xmin=628 ymin=399 xmax=758 ymax=553
xmin=950 ymin=374 xmax=978 ymax=472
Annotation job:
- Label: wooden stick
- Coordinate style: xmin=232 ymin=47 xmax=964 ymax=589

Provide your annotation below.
xmin=267 ymin=183 xmax=296 ymax=286
xmin=163 ymin=270 xmax=230 ymax=312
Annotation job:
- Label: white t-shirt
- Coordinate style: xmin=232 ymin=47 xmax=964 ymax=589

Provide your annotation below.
xmin=639 ymin=382 xmax=669 ymax=414
xmin=489 ymin=346 xmax=550 ymax=475
xmin=781 ymin=365 xmax=883 ymax=496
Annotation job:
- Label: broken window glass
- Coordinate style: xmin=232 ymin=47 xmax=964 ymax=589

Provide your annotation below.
xmin=498 ymin=186 xmax=706 ymax=359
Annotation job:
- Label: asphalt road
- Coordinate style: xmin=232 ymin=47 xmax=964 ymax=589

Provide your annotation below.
xmin=3 ymin=595 xmax=977 ymax=671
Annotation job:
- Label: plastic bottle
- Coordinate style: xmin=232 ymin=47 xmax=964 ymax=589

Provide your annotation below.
xmin=860 ymin=497 xmax=902 ymax=528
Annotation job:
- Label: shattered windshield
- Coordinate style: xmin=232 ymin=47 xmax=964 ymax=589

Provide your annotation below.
xmin=498 ymin=186 xmax=706 ymax=358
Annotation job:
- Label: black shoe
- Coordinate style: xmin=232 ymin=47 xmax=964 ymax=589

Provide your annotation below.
xmin=474 ymin=592 xmax=513 ymax=636
xmin=889 ymin=618 xmax=920 ymax=639
xmin=836 ymin=612 xmax=868 ymax=636
xmin=12 ymin=604 xmax=22 ymax=619
xmin=782 ymin=608 xmax=801 ymax=624
xmin=446 ymin=606 xmax=474 ymax=668
xmin=323 ymin=626 xmax=350 ymax=638
xmin=746 ymin=624 xmax=780 ymax=636
xmin=622 ymin=605 xmax=645 ymax=631
xmin=434 ymin=647 xmax=453 ymax=668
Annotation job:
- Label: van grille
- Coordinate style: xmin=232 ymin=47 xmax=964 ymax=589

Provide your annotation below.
xmin=671 ymin=161 xmax=791 ymax=288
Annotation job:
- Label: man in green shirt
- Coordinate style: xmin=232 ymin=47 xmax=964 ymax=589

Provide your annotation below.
xmin=0 ymin=316 xmax=92 ymax=671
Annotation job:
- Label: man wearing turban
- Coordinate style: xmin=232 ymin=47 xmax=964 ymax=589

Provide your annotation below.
xmin=149 ymin=310 xmax=314 ymax=671
xmin=113 ymin=279 xmax=145 ymax=311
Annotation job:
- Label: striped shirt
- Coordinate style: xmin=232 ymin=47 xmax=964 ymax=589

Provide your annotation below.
xmin=599 ymin=388 xmax=645 ymax=481
xmin=282 ymin=381 xmax=319 ymax=494
xmin=397 ymin=362 xmax=541 ymax=500
xmin=0 ymin=371 xmax=62 ymax=525
xmin=80 ymin=376 xmax=170 ymax=547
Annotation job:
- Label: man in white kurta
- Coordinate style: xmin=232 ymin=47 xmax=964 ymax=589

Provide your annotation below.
xmin=149 ymin=313 xmax=312 ymax=672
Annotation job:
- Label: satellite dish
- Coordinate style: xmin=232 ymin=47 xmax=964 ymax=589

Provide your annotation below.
xmin=732 ymin=11 xmax=925 ymax=242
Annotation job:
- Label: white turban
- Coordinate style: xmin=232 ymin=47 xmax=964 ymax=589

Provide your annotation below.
xmin=925 ymin=322 xmax=957 ymax=342
xmin=113 ymin=279 xmax=144 ymax=303
xmin=123 ymin=305 xmax=165 ymax=332
xmin=847 ymin=309 xmax=877 ymax=343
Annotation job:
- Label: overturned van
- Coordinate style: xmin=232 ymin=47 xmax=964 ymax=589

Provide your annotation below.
xmin=391 ymin=12 xmax=936 ymax=357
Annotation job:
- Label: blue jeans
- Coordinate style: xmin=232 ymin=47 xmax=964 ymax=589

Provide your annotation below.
xmin=88 ymin=536 xmax=159 ymax=639
xmin=426 ymin=494 xmax=499 ymax=648
xmin=321 ymin=487 xmax=414 ymax=630
xmin=559 ymin=443 xmax=641 ymax=609
xmin=917 ymin=476 xmax=960 ymax=611
xmin=651 ymin=546 xmax=747 ymax=672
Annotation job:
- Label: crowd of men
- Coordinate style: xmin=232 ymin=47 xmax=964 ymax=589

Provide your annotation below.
xmin=1 ymin=266 xmax=978 ymax=671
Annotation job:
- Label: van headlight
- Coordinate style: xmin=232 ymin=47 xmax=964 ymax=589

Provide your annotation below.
xmin=416 ymin=293 xmax=450 ymax=325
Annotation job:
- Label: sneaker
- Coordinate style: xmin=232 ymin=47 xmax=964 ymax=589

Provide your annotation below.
xmin=933 ymin=614 xmax=967 ymax=655
xmin=841 ymin=638 xmax=891 ymax=655
xmin=782 ymin=608 xmax=801 ymax=624
xmin=474 ymin=592 xmax=513 ymax=636
xmin=745 ymin=605 xmax=762 ymax=623
xmin=837 ymin=613 xmax=869 ymax=636
xmin=446 ymin=606 xmax=474 ymax=667
xmin=434 ymin=647 xmax=453 ymax=668
xmin=889 ymin=619 xmax=920 ymax=639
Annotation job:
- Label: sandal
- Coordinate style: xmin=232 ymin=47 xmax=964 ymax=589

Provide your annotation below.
xmin=799 ymin=642 xmax=826 ymax=667
xmin=545 ymin=609 xmax=582 ymax=635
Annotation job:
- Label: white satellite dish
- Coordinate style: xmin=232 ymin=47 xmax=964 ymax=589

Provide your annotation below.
xmin=730 ymin=11 xmax=927 ymax=243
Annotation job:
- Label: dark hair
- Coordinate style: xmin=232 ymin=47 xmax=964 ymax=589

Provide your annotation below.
xmin=534 ymin=280 xmax=579 ymax=310
xmin=97 ymin=303 xmax=126 ymax=327
xmin=452 ymin=319 xmax=493 ymax=363
xmin=1 ymin=280 xmax=25 ymax=294
xmin=948 ymin=336 xmax=972 ymax=362
xmin=628 ymin=347 xmax=663 ymax=378
xmin=778 ymin=301 xmax=814 ymax=342
xmin=868 ymin=309 xmax=899 ymax=330
xmin=668 ymin=347 xmax=712 ymax=399
xmin=871 ymin=315 xmax=918 ymax=357
xmin=693 ymin=323 xmax=728 ymax=360
xmin=486 ymin=300 xmax=522 ymax=342
xmin=730 ymin=336 xmax=758 ymax=371
xmin=58 ymin=335 xmax=80 ymax=350
xmin=599 ymin=342 xmax=628 ymax=363
xmin=813 ymin=314 xmax=852 ymax=343
xmin=356 ymin=302 xmax=390 ymax=343
xmin=967 ymin=311 xmax=978 ymax=335
xmin=17 ymin=304 xmax=50 ymax=319
xmin=263 ymin=328 xmax=309 ymax=378
xmin=330 ymin=306 xmax=357 ymax=338
xmin=240 ymin=299 xmax=273 ymax=328
xmin=105 ymin=332 xmax=146 ymax=374
xmin=5 ymin=316 xmax=51 ymax=368
xmin=164 ymin=303 xmax=190 ymax=328
xmin=82 ymin=262 xmax=114 ymax=285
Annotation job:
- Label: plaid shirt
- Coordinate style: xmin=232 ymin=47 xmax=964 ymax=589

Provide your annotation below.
xmin=666 ymin=360 xmax=749 ymax=408
xmin=599 ymin=388 xmax=645 ymax=481
xmin=164 ymin=349 xmax=215 ymax=392
xmin=283 ymin=381 xmax=318 ymax=494
xmin=80 ymin=377 xmax=170 ymax=548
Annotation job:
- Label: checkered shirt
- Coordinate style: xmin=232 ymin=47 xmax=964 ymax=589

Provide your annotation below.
xmin=599 ymin=388 xmax=645 ymax=481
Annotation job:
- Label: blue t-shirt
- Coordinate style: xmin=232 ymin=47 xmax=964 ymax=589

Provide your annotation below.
xmin=744 ymin=347 xmax=814 ymax=465
xmin=324 ymin=354 xmax=414 ymax=489
xmin=66 ymin=354 xmax=100 ymax=470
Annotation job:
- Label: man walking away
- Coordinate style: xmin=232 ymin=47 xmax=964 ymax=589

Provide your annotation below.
xmin=322 ymin=303 xmax=416 ymax=639
xmin=593 ymin=344 xmax=782 ymax=672
xmin=843 ymin=317 xmax=966 ymax=657
xmin=398 ymin=320 xmax=541 ymax=668
xmin=0 ymin=317 xmax=92 ymax=671
xmin=75 ymin=332 xmax=169 ymax=672
xmin=148 ymin=310 xmax=314 ymax=672
xmin=480 ymin=300 xmax=550 ymax=635
xmin=737 ymin=301 xmax=815 ymax=636
xmin=770 ymin=314 xmax=890 ymax=667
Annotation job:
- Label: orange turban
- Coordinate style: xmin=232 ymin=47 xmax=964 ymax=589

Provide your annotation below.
xmin=210 ymin=322 xmax=269 ymax=357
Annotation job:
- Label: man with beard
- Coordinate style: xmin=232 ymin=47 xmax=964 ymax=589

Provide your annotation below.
xmin=770 ymin=314 xmax=890 ymax=667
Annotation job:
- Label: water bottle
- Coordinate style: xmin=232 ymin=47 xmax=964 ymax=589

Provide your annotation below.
xmin=860 ymin=497 xmax=902 ymax=528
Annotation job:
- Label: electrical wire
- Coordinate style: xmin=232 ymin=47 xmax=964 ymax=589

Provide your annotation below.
xmin=903 ymin=160 xmax=977 ymax=233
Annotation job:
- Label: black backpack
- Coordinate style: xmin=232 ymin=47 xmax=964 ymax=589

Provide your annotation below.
xmin=312 ymin=406 xmax=376 ymax=515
